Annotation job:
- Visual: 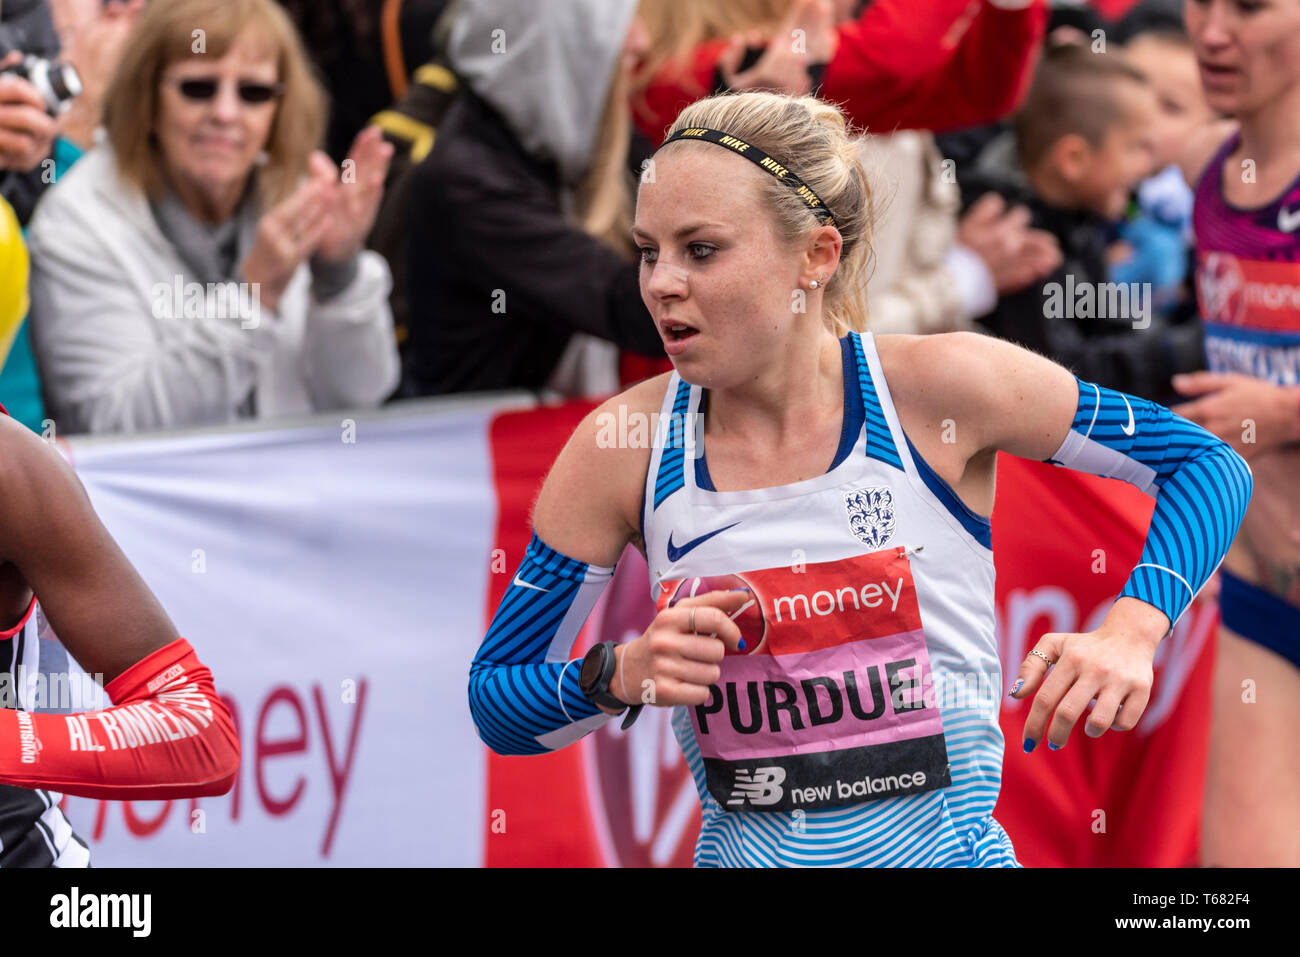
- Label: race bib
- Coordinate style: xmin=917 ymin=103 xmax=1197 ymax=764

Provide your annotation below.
xmin=657 ymin=547 xmax=951 ymax=813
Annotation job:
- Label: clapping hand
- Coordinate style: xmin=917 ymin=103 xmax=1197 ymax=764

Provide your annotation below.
xmin=241 ymin=126 xmax=393 ymax=312
xmin=311 ymin=125 xmax=394 ymax=264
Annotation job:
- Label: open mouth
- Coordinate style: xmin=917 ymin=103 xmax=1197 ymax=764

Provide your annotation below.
xmin=1199 ymin=62 xmax=1238 ymax=81
xmin=662 ymin=320 xmax=699 ymax=343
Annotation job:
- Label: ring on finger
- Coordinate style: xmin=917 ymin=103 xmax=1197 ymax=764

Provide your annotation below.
xmin=1028 ymin=649 xmax=1056 ymax=667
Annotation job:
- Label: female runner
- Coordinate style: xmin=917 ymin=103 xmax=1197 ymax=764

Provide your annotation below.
xmin=1171 ymin=0 xmax=1300 ymax=866
xmin=469 ymin=90 xmax=1252 ymax=867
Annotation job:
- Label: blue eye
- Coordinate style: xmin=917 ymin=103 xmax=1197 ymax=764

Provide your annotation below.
xmin=638 ymin=246 xmax=657 ymax=265
xmin=688 ymin=243 xmax=716 ymax=260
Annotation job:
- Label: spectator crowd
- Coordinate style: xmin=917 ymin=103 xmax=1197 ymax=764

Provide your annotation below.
xmin=0 ymin=0 xmax=1229 ymax=433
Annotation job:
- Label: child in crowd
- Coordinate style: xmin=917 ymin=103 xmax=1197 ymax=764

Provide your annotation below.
xmin=959 ymin=43 xmax=1204 ymax=405
xmin=1111 ymin=26 xmax=1216 ymax=318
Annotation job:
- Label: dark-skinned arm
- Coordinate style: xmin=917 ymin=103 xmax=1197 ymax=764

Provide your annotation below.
xmin=0 ymin=415 xmax=240 ymax=798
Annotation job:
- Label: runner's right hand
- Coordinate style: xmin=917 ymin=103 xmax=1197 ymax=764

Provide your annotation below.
xmin=608 ymin=589 xmax=751 ymax=710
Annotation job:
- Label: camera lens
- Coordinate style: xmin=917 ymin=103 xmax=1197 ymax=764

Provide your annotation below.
xmin=47 ymin=62 xmax=82 ymax=105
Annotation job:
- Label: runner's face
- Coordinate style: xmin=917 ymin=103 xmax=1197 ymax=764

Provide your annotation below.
xmin=1185 ymin=0 xmax=1300 ymax=116
xmin=634 ymin=147 xmax=806 ymax=382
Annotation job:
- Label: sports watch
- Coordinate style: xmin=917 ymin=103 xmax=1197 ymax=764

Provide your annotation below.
xmin=578 ymin=641 xmax=643 ymax=730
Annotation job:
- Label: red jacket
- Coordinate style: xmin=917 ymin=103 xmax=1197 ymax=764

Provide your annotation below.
xmin=620 ymin=0 xmax=1048 ymax=387
xmin=631 ymin=0 xmax=1048 ymax=145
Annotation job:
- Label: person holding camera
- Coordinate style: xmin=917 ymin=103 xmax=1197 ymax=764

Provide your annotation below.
xmin=25 ymin=0 xmax=400 ymax=435
xmin=0 ymin=0 xmax=76 ymax=224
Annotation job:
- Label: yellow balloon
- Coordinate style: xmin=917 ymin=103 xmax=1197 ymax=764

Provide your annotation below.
xmin=0 ymin=196 xmax=28 ymax=366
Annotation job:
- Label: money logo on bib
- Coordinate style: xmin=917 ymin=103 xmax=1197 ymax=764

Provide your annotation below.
xmin=656 ymin=546 xmax=951 ymax=813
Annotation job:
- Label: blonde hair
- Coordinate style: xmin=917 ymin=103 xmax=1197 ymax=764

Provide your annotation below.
xmin=656 ymin=91 xmax=875 ymax=336
xmin=102 ymin=0 xmax=326 ymax=209
xmin=574 ymin=62 xmax=635 ymax=256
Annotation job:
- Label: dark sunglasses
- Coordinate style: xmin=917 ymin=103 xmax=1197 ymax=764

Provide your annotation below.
xmin=169 ymin=77 xmax=285 ymax=104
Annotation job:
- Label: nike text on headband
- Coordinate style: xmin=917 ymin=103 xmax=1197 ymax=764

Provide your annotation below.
xmin=656 ymin=127 xmax=838 ymax=228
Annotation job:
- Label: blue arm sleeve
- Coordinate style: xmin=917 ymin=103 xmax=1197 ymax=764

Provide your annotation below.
xmin=1044 ymin=376 xmax=1254 ymax=631
xmin=467 ymin=532 xmax=618 ymax=755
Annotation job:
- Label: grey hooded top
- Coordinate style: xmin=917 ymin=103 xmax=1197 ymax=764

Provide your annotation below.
xmin=444 ymin=0 xmax=639 ymax=188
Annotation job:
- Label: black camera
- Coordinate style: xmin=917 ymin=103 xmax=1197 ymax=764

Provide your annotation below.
xmin=0 ymin=12 xmax=81 ymax=116
xmin=0 ymin=54 xmax=81 ymax=115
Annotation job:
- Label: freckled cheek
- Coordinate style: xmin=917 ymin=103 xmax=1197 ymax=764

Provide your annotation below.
xmin=691 ymin=267 xmax=745 ymax=306
xmin=694 ymin=269 xmax=783 ymax=330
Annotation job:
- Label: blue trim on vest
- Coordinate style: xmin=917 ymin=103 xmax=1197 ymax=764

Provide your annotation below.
xmin=652 ymin=377 xmax=693 ymax=509
xmin=849 ymin=332 xmax=905 ymax=472
xmin=903 ymin=434 xmax=993 ymax=549
xmin=639 ymin=480 xmax=647 ymax=555
xmin=838 ymin=334 xmax=865 ymax=467
xmin=695 ymin=336 xmax=864 ymax=492
xmin=694 ymin=392 xmax=714 ymax=491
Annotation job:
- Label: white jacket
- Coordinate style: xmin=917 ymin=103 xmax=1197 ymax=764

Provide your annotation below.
xmin=26 ymin=145 xmax=401 ymax=435
xmin=859 ymin=131 xmax=994 ymax=335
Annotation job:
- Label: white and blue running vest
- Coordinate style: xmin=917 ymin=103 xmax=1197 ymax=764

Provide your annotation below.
xmin=641 ymin=330 xmax=1019 ymax=867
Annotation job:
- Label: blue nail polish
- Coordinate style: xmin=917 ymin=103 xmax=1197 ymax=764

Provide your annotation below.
xmin=1049 ymin=742 xmax=1061 ymax=751
xmin=1008 ymin=679 xmax=1023 ymax=696
xmin=738 ymin=639 xmax=747 ymax=651
xmin=1023 ymin=739 xmax=1036 ymax=753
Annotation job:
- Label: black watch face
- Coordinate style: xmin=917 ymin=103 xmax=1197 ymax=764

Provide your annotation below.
xmin=579 ymin=644 xmax=606 ymax=692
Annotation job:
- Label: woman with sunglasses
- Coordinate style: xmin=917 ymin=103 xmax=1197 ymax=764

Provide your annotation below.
xmin=25 ymin=0 xmax=400 ymax=435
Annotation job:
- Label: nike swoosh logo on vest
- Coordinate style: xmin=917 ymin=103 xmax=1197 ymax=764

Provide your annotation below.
xmin=666 ymin=523 xmax=741 ymax=562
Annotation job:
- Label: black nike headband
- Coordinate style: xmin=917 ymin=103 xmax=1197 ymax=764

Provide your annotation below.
xmin=657 ymin=127 xmax=837 ymax=228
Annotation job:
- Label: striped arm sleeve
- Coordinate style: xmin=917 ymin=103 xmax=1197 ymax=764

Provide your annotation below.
xmin=467 ymin=532 xmax=617 ymax=755
xmin=1044 ymin=376 xmax=1253 ymax=630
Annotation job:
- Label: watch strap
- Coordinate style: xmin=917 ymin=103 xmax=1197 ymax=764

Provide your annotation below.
xmin=580 ymin=641 xmax=627 ymax=712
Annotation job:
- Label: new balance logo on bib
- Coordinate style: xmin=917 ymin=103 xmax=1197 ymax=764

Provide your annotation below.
xmin=657 ymin=548 xmax=952 ymax=814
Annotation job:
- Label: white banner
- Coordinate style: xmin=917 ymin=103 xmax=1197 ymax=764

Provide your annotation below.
xmin=51 ymin=397 xmax=524 ymax=866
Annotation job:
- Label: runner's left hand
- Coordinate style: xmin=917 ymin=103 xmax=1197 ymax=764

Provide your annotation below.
xmin=1008 ymin=597 xmax=1167 ymax=751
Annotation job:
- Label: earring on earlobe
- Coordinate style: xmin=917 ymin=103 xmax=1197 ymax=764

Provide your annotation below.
xmin=809 ymin=276 xmax=824 ymax=290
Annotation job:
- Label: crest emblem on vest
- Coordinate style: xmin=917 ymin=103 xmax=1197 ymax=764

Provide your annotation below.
xmin=844 ymin=486 xmax=895 ymax=548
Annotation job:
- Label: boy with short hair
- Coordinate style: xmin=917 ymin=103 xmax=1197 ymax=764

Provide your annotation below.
xmin=959 ymin=42 xmax=1204 ymax=405
xmin=1111 ymin=26 xmax=1217 ymax=319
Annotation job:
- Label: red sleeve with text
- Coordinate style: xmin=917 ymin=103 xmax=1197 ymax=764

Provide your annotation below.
xmin=0 ymin=638 xmax=240 ymax=799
